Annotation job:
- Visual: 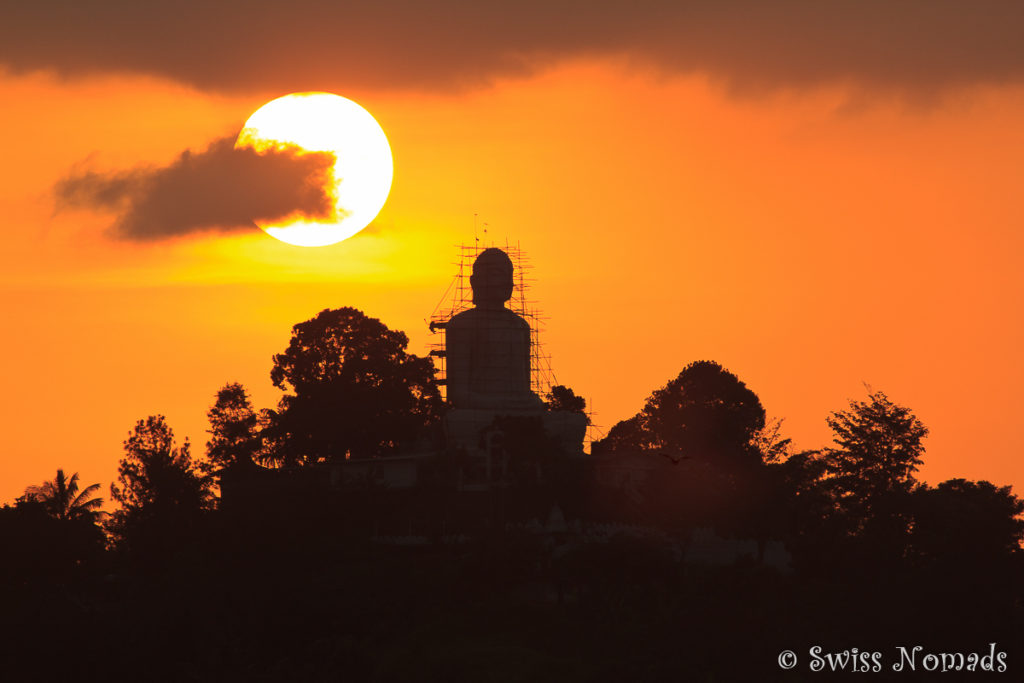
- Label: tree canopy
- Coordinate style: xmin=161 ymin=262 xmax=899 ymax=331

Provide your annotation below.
xmin=205 ymin=382 xmax=263 ymax=472
xmin=910 ymin=478 xmax=1024 ymax=564
xmin=824 ymin=390 xmax=927 ymax=510
xmin=269 ymin=307 xmax=443 ymax=463
xmin=545 ymin=385 xmax=587 ymax=419
xmin=22 ymin=469 xmax=104 ymax=523
xmin=108 ymin=415 xmax=214 ymax=545
xmin=597 ymin=360 xmax=766 ymax=468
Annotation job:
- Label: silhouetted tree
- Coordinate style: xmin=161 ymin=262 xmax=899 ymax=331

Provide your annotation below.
xmin=644 ymin=361 xmax=765 ymax=465
xmin=752 ymin=417 xmax=793 ymax=463
xmin=823 ymin=390 xmax=926 ymax=539
xmin=545 ymin=385 xmax=588 ymax=420
xmin=910 ymin=478 xmax=1024 ymax=565
xmin=597 ymin=360 xmax=765 ymax=468
xmin=591 ymin=362 xmax=771 ymax=538
xmin=21 ymin=469 xmax=104 ymax=523
xmin=0 ymin=498 xmax=105 ymax=585
xmin=205 ymin=382 xmax=263 ymax=472
xmin=594 ymin=413 xmax=646 ymax=454
xmin=269 ymin=307 xmax=442 ymax=464
xmin=108 ymin=415 xmax=213 ymax=550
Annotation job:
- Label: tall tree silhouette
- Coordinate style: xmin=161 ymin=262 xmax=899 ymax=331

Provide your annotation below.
xmin=108 ymin=415 xmax=213 ymax=548
xmin=205 ymin=382 xmax=263 ymax=472
xmin=824 ymin=391 xmax=926 ymax=520
xmin=22 ymin=469 xmax=104 ymax=522
xmin=269 ymin=307 xmax=442 ymax=464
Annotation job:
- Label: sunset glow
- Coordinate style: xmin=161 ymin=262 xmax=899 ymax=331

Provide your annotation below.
xmin=7 ymin=2 xmax=1024 ymax=673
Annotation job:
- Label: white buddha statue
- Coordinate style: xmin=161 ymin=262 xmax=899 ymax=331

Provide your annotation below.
xmin=445 ymin=248 xmax=545 ymax=411
xmin=442 ymin=248 xmax=586 ymax=467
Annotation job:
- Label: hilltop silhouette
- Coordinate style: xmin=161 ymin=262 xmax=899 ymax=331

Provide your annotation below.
xmin=2 ymin=248 xmax=1021 ymax=682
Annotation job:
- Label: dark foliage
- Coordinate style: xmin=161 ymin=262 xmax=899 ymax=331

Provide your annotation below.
xmin=820 ymin=390 xmax=927 ymax=554
xmin=545 ymin=385 xmax=587 ymax=419
xmin=596 ymin=360 xmax=766 ymax=470
xmin=21 ymin=468 xmax=105 ymax=523
xmin=910 ymin=478 xmax=1024 ymax=566
xmin=592 ymin=414 xmax=652 ymax=454
xmin=108 ymin=415 xmax=214 ymax=557
xmin=268 ymin=307 xmax=443 ymax=464
xmin=824 ymin=390 xmax=927 ymax=505
xmin=0 ymin=499 xmax=105 ymax=587
xmin=205 ymin=382 xmax=264 ymax=471
xmin=6 ymin=310 xmax=1024 ymax=681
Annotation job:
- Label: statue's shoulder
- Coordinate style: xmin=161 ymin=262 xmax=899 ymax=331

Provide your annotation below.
xmin=447 ymin=308 xmax=478 ymax=328
xmin=448 ymin=307 xmax=529 ymax=329
xmin=488 ymin=308 xmax=531 ymax=332
xmin=504 ymin=309 xmax=531 ymax=329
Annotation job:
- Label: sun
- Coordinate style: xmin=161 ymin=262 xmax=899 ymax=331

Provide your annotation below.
xmin=235 ymin=92 xmax=393 ymax=247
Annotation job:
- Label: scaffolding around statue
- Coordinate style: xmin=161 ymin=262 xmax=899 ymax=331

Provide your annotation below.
xmin=427 ymin=242 xmax=557 ymax=403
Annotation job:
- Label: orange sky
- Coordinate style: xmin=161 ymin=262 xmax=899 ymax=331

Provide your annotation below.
xmin=2 ymin=60 xmax=1024 ymax=504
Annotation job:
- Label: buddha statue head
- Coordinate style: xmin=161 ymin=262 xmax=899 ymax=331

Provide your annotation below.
xmin=470 ymin=248 xmax=514 ymax=309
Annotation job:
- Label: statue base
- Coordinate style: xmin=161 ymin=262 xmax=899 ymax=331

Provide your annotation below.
xmin=444 ymin=408 xmax=587 ymax=487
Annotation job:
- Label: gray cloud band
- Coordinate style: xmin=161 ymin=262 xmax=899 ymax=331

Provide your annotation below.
xmin=55 ymin=137 xmax=336 ymax=240
xmin=4 ymin=1 xmax=1024 ymax=94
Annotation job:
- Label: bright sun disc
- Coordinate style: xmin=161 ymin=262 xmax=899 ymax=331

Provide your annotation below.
xmin=235 ymin=92 xmax=393 ymax=247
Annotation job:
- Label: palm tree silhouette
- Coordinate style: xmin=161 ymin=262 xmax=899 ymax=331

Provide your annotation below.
xmin=23 ymin=469 xmax=105 ymax=522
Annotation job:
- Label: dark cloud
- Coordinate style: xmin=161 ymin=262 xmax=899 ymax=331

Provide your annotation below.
xmin=56 ymin=137 xmax=336 ymax=240
xmin=4 ymin=2 xmax=1024 ymax=94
